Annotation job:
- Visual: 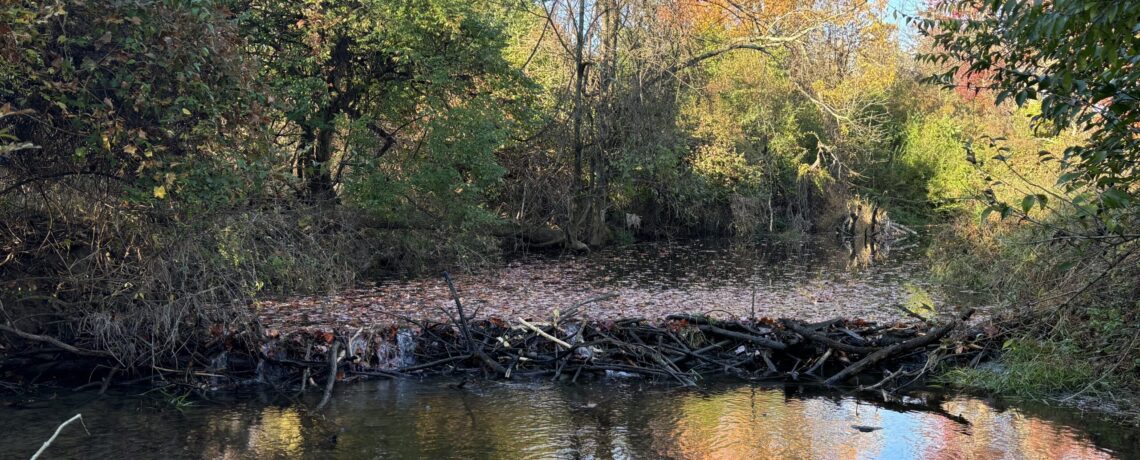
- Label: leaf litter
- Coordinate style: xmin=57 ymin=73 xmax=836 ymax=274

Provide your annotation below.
xmin=255 ymin=239 xmax=948 ymax=334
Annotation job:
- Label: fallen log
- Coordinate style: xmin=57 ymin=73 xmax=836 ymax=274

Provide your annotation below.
xmin=824 ymin=309 xmax=975 ymax=386
xmin=696 ymin=324 xmax=787 ymax=350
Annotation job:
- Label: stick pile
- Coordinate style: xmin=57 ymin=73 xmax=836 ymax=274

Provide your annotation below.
xmin=254 ymin=275 xmax=981 ymax=399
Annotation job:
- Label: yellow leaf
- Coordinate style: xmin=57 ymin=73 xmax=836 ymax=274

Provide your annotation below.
xmin=123 ymin=144 xmax=137 ymax=155
xmin=181 ymin=108 xmax=191 ymax=116
xmin=153 ymin=185 xmax=167 ymax=199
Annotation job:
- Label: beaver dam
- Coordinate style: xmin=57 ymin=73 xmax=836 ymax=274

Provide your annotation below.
xmin=2 ymin=239 xmax=986 ymax=395
xmin=3 ymin=240 xmax=1136 ymax=459
xmin=250 ymin=276 xmax=980 ymax=409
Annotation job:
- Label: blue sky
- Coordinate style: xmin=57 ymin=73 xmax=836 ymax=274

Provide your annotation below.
xmin=886 ymin=0 xmax=923 ymax=48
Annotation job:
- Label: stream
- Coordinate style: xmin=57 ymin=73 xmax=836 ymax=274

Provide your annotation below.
xmin=3 ymin=238 xmax=1138 ymax=458
xmin=2 ymin=379 xmax=1136 ymax=459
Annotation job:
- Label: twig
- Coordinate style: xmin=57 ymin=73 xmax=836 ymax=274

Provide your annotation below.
xmin=316 ymin=340 xmax=340 ymax=410
xmin=893 ymin=304 xmax=933 ymax=324
xmin=99 ymin=367 xmax=118 ymax=395
xmin=398 ymin=354 xmax=471 ymax=373
xmin=557 ymin=293 xmax=618 ymax=324
xmin=31 ymin=413 xmax=89 ymax=460
xmin=0 ymin=323 xmax=113 ymax=358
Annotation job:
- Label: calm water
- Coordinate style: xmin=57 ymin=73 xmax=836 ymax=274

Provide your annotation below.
xmin=2 ymin=379 xmax=1136 ymax=459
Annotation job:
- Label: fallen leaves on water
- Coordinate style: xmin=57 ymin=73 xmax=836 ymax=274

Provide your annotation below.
xmin=254 ymin=240 xmax=952 ymax=334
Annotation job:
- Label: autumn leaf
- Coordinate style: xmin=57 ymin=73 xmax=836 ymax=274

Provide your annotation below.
xmin=153 ymin=185 xmax=167 ymax=199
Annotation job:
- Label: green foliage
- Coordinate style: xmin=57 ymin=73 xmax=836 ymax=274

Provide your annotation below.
xmin=0 ymin=0 xmax=259 ymax=207
xmin=242 ymin=0 xmax=532 ymax=254
xmin=895 ymin=115 xmax=977 ymax=213
xmin=690 ymin=143 xmax=764 ymax=195
xmin=940 ymin=338 xmax=1104 ymax=398
xmin=917 ymin=0 xmax=1140 ymax=230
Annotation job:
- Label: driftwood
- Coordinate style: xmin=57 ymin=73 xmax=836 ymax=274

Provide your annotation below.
xmin=30 ymin=413 xmax=89 ymax=460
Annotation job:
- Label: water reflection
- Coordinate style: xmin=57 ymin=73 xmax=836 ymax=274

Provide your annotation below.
xmin=1 ymin=380 xmax=1131 ymax=459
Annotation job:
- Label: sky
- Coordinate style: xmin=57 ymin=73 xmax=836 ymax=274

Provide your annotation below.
xmin=886 ymin=0 xmax=923 ymax=49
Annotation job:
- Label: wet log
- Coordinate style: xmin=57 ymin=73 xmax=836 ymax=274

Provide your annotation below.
xmin=784 ymin=320 xmax=877 ymax=354
xmin=824 ymin=309 xmax=974 ymax=386
xmin=696 ymin=324 xmax=787 ymax=350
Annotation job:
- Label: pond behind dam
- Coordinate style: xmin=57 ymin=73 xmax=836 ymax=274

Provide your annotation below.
xmin=257 ymin=237 xmax=961 ymax=331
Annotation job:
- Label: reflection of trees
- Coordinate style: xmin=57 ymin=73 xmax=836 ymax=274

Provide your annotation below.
xmin=243 ymin=407 xmax=305 ymax=458
xmin=642 ymin=386 xmax=884 ymax=459
xmin=926 ymin=399 xmax=1111 ymax=460
xmin=324 ymin=381 xmax=598 ymax=458
xmin=60 ymin=382 xmax=1113 ymax=458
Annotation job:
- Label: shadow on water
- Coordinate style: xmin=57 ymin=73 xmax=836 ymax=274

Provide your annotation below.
xmin=2 ymin=379 xmax=1137 ymax=459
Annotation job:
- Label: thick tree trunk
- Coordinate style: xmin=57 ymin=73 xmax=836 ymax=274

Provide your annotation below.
xmin=298 ymin=36 xmax=352 ymax=204
xmin=307 ymin=125 xmax=337 ymax=202
xmin=585 ymin=0 xmax=621 ymax=247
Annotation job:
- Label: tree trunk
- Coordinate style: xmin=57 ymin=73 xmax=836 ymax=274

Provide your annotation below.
xmin=298 ymin=36 xmax=352 ymax=204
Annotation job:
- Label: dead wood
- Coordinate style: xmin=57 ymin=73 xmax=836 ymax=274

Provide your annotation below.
xmin=0 ymin=324 xmax=113 ymax=359
xmin=696 ymin=324 xmax=787 ymax=350
xmin=784 ymin=320 xmax=877 ymax=354
xmin=316 ymin=341 xmax=340 ymax=410
xmin=824 ymin=309 xmax=975 ymax=386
